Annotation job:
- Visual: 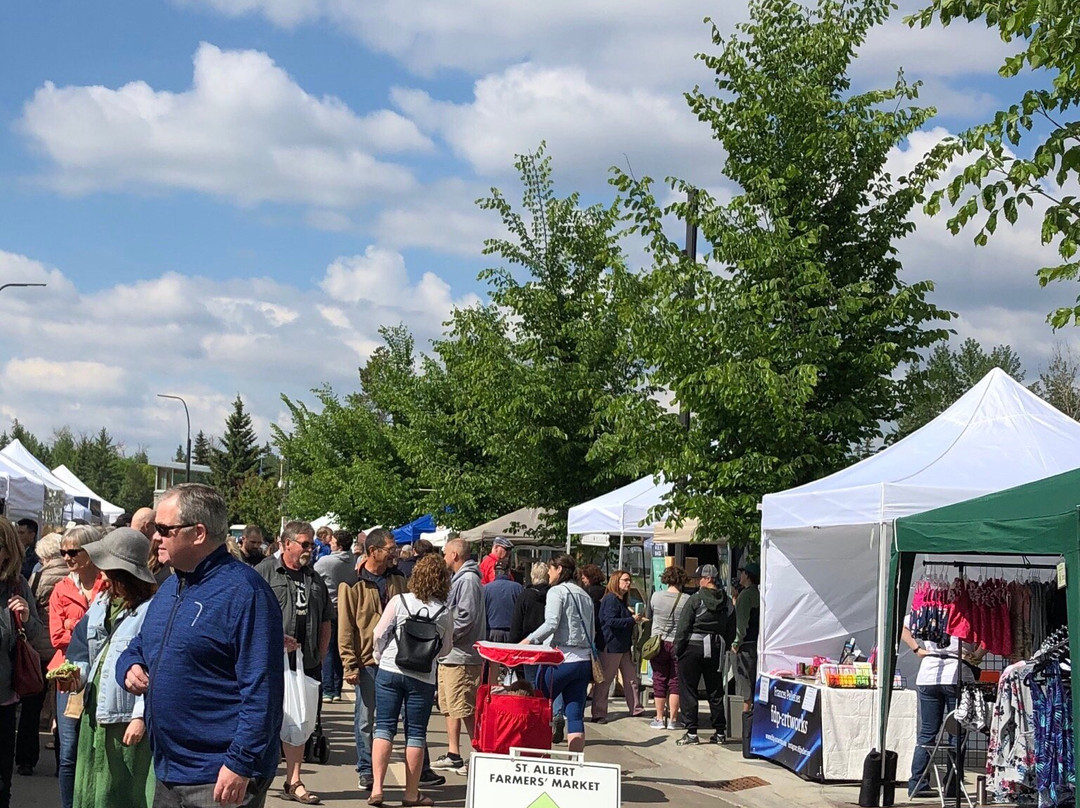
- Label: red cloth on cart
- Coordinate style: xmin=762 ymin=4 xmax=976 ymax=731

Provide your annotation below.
xmin=474 ymin=641 xmax=565 ymax=667
xmin=473 ymin=684 xmax=552 ymax=755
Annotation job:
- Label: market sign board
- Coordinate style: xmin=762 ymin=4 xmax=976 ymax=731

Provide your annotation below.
xmin=466 ymin=749 xmax=620 ymax=808
xmin=750 ymin=675 xmax=824 ymax=780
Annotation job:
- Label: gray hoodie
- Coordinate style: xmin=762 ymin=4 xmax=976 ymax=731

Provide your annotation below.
xmin=439 ymin=559 xmax=485 ymax=665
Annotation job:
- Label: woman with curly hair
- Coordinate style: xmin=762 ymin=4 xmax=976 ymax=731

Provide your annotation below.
xmin=648 ymin=565 xmax=690 ymax=729
xmin=369 ymin=554 xmax=453 ymax=807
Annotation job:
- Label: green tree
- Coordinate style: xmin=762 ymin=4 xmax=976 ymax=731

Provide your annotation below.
xmin=892 ymin=338 xmax=1025 ymax=441
xmin=72 ymin=428 xmax=124 ymax=502
xmin=49 ymin=428 xmax=77 ymax=470
xmin=116 ymin=451 xmax=155 ymax=512
xmin=609 ymin=0 xmax=951 ymax=545
xmin=233 ymin=473 xmax=284 ymax=539
xmin=1 ymin=419 xmax=50 ymax=463
xmin=909 ymin=0 xmax=1080 ymax=326
xmin=173 ymin=444 xmax=186 ymax=463
xmin=193 ymin=430 xmax=213 ymax=466
xmin=1030 ymin=343 xmax=1080 ymax=419
xmin=211 ymin=395 xmax=261 ymax=519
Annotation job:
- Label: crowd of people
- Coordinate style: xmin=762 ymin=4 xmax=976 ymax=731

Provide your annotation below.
xmin=0 ymin=482 xmax=762 ymax=808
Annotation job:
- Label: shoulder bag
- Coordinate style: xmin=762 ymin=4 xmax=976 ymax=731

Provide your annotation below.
xmin=394 ymin=594 xmax=448 ymax=673
xmin=12 ymin=611 xmax=45 ymax=698
xmin=568 ymin=588 xmax=605 ymax=685
xmin=641 ymin=592 xmax=682 ymax=661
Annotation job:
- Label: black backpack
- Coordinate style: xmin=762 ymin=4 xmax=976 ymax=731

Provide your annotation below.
xmin=394 ymin=594 xmax=447 ymax=673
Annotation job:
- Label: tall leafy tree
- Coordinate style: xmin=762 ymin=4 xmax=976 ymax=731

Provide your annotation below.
xmin=0 ymin=419 xmax=50 ymax=463
xmin=173 ymin=444 xmax=186 ymax=463
xmin=49 ymin=428 xmax=77 ymax=470
xmin=610 ymin=0 xmax=951 ymax=545
xmin=891 ymin=338 xmax=1025 ymax=441
xmin=1030 ymin=343 xmax=1080 ymax=419
xmin=116 ymin=451 xmax=155 ymax=512
xmin=211 ymin=395 xmax=261 ymax=519
xmin=909 ymin=0 xmax=1080 ymax=326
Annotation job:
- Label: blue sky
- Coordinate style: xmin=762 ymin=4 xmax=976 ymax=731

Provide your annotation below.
xmin=0 ymin=0 xmax=1073 ymax=460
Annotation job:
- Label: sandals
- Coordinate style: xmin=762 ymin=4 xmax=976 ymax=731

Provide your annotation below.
xmin=283 ymin=780 xmax=322 ymax=804
xmin=402 ymin=796 xmax=434 ymax=807
xmin=367 ymin=794 xmax=384 ymax=807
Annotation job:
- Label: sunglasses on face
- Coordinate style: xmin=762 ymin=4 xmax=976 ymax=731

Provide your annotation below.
xmin=292 ymin=540 xmax=314 ymax=551
xmin=154 ymin=523 xmax=196 ymax=537
xmin=60 ymin=549 xmax=83 ymax=558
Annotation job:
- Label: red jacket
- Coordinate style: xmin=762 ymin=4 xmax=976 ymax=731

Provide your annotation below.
xmin=479 ymin=553 xmax=500 ymax=585
xmin=47 ymin=573 xmax=107 ymax=670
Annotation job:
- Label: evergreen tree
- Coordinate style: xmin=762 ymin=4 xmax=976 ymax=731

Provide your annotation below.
xmin=173 ymin=444 xmax=186 ymax=463
xmin=211 ymin=395 xmax=261 ymax=520
xmin=5 ymin=419 xmax=50 ymax=464
xmin=50 ymin=428 xmax=78 ymax=470
xmin=193 ymin=430 xmax=213 ymax=466
xmin=72 ymin=428 xmax=123 ymax=502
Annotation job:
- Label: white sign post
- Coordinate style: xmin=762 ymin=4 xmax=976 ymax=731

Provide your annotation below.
xmin=466 ymin=748 xmax=621 ymax=808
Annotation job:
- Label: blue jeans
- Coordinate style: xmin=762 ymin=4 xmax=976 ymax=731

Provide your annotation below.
xmin=57 ymin=690 xmax=80 ymax=808
xmin=374 ymin=668 xmax=437 ymax=749
xmin=322 ymin=622 xmax=344 ymax=697
xmin=538 ymin=661 xmax=591 ymax=735
xmin=354 ymin=667 xmax=376 ymax=776
xmin=909 ymin=683 xmax=958 ymax=795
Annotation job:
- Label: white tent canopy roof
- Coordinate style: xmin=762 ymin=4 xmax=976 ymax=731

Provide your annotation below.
xmin=460 ymin=508 xmax=554 ymax=542
xmin=51 ymin=465 xmax=125 ymax=521
xmin=567 ymin=475 xmax=672 ymax=537
xmin=761 ymin=368 xmax=1080 ymax=531
xmin=0 ymin=440 xmax=69 ymax=496
xmin=0 ymin=463 xmax=46 ymax=521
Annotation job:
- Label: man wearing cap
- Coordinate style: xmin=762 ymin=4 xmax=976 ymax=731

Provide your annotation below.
xmin=479 ymin=536 xmax=512 ymax=585
xmin=732 ymin=561 xmax=761 ymax=715
xmin=117 ymin=483 xmax=284 ymax=808
xmin=673 ymin=564 xmax=734 ymax=746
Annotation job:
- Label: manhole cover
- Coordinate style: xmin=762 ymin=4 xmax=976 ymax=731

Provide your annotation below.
xmin=702 ymin=776 xmax=771 ymax=792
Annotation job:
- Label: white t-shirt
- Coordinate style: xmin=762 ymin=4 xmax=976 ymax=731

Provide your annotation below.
xmin=904 ymin=615 xmax=977 ymax=686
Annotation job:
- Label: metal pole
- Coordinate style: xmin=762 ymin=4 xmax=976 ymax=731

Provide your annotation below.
xmin=157 ymin=394 xmax=191 ymax=482
xmin=0 ymin=283 xmax=47 ymax=293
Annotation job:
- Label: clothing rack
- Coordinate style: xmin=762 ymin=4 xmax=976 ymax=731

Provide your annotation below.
xmin=917 ymin=559 xmax=1062 ymax=808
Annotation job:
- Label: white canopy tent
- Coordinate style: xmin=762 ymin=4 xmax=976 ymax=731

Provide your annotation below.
xmin=759 ymin=368 xmax=1080 ymax=673
xmin=310 ymin=514 xmax=341 ymax=533
xmin=0 ymin=458 xmax=47 ymax=521
xmin=566 ymin=475 xmax=673 ymax=563
xmin=460 ymin=508 xmax=554 ymax=543
xmin=0 ymin=444 xmax=68 ymax=523
xmin=52 ymin=465 xmax=125 ymax=523
xmin=418 ymin=528 xmax=455 ymax=548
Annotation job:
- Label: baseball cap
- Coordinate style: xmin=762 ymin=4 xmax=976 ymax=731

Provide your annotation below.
xmin=695 ymin=564 xmax=719 ymax=579
xmin=740 ymin=561 xmax=760 ymax=578
xmin=493 ymin=536 xmax=513 ymax=550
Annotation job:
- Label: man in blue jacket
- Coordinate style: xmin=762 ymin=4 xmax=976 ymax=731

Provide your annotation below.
xmin=117 ymin=483 xmax=284 ymax=808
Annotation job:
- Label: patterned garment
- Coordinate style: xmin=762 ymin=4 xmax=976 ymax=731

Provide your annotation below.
xmin=1027 ymin=663 xmax=1075 ymax=808
xmin=987 ymin=662 xmax=1037 ymax=804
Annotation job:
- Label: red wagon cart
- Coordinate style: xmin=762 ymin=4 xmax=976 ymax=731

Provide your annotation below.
xmin=473 ymin=641 xmax=565 ymax=756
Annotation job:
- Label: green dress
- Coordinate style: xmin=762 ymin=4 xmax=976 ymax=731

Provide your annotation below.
xmin=73 ymin=598 xmax=155 ymax=808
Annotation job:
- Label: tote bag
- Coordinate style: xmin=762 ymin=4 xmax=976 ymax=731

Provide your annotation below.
xmin=280 ymin=652 xmax=320 ymax=746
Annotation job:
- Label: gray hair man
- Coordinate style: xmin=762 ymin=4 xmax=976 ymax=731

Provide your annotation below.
xmin=118 ymin=483 xmax=284 ymax=808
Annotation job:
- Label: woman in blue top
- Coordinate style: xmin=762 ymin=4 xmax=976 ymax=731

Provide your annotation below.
xmin=592 ymin=570 xmax=648 ymax=722
xmin=520 ymin=555 xmax=596 ymax=752
xmin=60 ymin=528 xmax=157 ymax=808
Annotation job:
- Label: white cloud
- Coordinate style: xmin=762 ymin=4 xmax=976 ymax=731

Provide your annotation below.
xmin=0 ymin=247 xmax=475 ymax=455
xmin=18 ymin=43 xmax=429 ymax=207
xmin=393 ymin=63 xmax=721 ymax=183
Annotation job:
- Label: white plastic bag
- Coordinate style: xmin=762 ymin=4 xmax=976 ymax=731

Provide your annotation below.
xmin=280 ymin=652 xmax=320 ymax=746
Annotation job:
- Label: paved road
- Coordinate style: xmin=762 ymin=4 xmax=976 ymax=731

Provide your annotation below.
xmin=12 ymin=695 xmax=864 ymax=807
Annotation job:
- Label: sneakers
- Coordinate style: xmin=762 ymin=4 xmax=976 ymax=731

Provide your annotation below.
xmin=707 ymin=732 xmax=727 ymax=745
xmin=648 ymin=719 xmax=667 ymax=730
xmin=431 ymin=754 xmax=467 ymax=775
xmin=551 ymin=715 xmax=565 ymax=745
xmin=358 ymin=773 xmax=374 ymax=790
xmin=668 ymin=720 xmax=685 ymax=730
xmin=419 ymin=770 xmax=446 ymax=787
xmin=675 ymin=732 xmax=699 ymax=746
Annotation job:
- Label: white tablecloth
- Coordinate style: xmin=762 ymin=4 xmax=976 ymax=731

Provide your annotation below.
xmin=818 ymin=684 xmax=918 ymax=780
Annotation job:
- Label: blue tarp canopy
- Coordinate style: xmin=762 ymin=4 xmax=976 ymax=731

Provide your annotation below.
xmin=392 ymin=514 xmax=436 ymax=545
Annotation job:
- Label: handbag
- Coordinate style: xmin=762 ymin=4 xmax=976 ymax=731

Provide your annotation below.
xmin=568 ymin=591 xmax=605 ymax=685
xmin=12 ymin=611 xmax=45 ymax=697
xmin=641 ymin=592 xmax=682 ymax=661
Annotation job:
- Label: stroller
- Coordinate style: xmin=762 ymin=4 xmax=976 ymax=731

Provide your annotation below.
xmin=473 ymin=641 xmax=565 ymax=756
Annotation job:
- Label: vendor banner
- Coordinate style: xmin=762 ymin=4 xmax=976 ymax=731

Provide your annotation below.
xmin=750 ymin=675 xmax=824 ymax=780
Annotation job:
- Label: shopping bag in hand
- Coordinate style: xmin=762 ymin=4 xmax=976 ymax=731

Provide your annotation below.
xmin=280 ymin=652 xmax=320 ymax=746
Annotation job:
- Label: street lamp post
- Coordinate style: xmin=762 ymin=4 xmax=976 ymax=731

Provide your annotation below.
xmin=157 ymin=394 xmax=191 ymax=483
xmin=0 ymin=283 xmax=47 ymax=293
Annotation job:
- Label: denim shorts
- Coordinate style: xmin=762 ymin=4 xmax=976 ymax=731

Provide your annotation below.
xmin=373 ymin=667 xmax=437 ymax=749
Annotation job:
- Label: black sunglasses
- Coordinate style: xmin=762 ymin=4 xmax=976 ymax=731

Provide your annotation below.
xmin=60 ymin=549 xmax=83 ymax=558
xmin=154 ymin=522 xmax=196 ymax=537
xmin=292 ymin=540 xmax=314 ymax=550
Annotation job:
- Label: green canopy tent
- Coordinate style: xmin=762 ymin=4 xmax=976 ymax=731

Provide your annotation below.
xmin=876 ymin=466 xmax=1080 ymax=796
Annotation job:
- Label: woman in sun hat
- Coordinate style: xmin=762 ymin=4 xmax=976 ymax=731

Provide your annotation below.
xmin=59 ymin=528 xmax=158 ymax=808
